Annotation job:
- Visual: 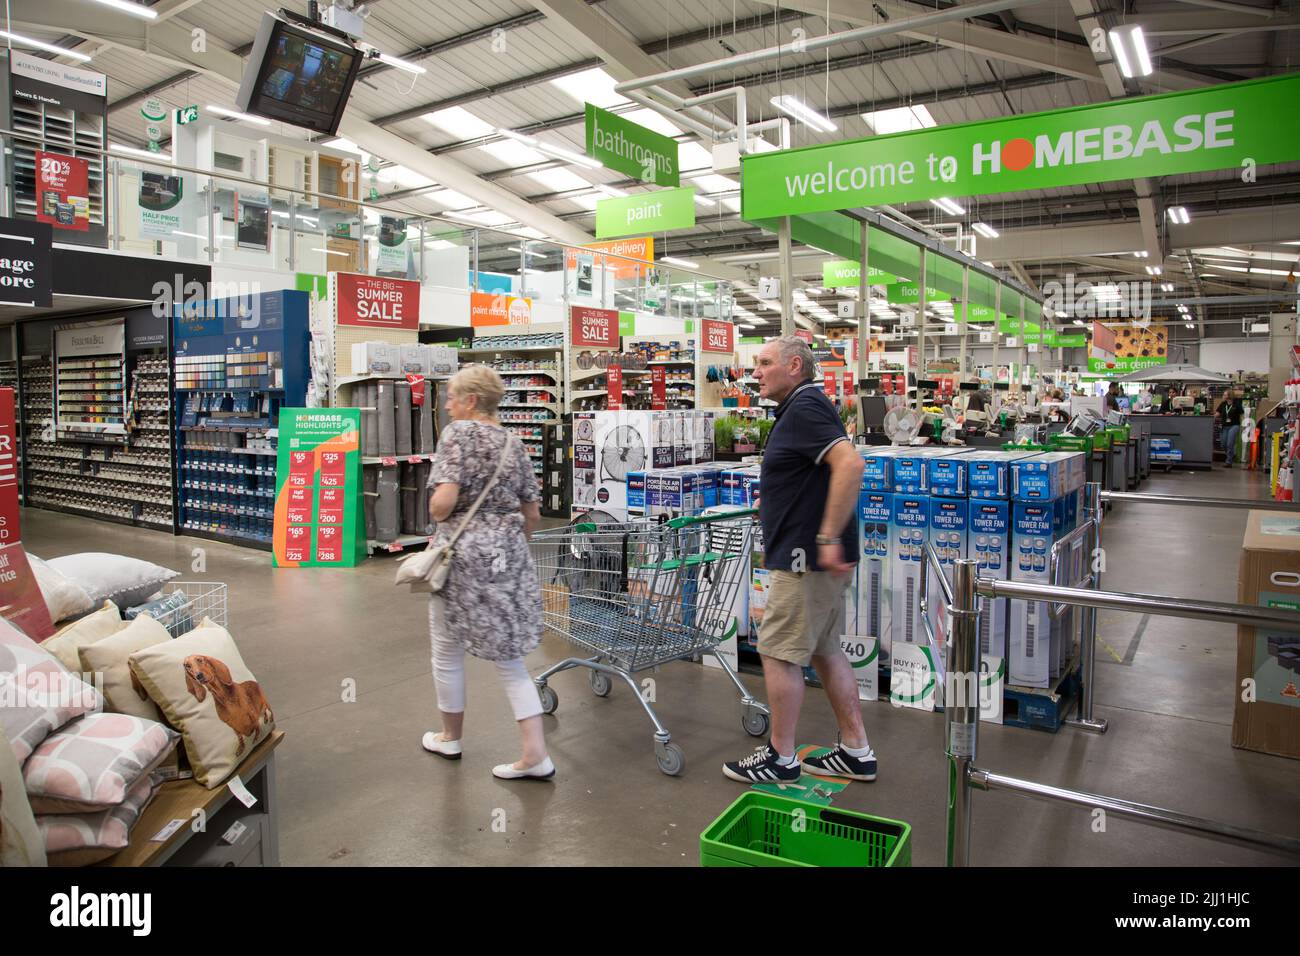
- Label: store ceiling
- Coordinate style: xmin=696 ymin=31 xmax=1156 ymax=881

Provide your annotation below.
xmin=10 ymin=0 xmax=1300 ymax=347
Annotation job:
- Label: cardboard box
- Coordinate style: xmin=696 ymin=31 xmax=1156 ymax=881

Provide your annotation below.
xmin=890 ymin=494 xmax=929 ymax=646
xmin=425 ymin=345 xmax=459 ymax=376
xmin=1009 ymin=500 xmax=1054 ymax=687
xmin=966 ymin=450 xmax=1043 ymax=500
xmin=970 ymin=500 xmax=1012 ymax=657
xmin=1011 ymin=451 xmax=1085 ymax=502
xmin=399 ymin=344 xmax=429 ymax=376
xmin=351 ymin=341 xmax=402 ymax=377
xmin=1234 ymin=511 xmax=1300 ymax=759
xmin=846 ymin=491 xmax=892 ymax=659
xmin=891 ymin=447 xmax=973 ymax=495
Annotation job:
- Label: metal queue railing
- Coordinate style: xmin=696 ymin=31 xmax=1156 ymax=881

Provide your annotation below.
xmin=940 ymin=482 xmax=1300 ymax=865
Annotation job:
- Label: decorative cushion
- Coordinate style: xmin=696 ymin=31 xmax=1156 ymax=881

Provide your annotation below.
xmin=0 ymin=619 xmax=103 ymax=765
xmin=22 ymin=712 xmax=178 ymax=814
xmin=28 ymin=555 xmax=94 ymax=624
xmin=129 ymin=620 xmax=274 ymax=789
xmin=41 ymin=602 xmax=124 ymax=672
xmin=37 ymin=773 xmax=159 ymax=867
xmin=77 ymin=615 xmax=170 ymax=722
xmin=46 ymin=553 xmax=179 ymax=610
xmin=0 ymin=725 xmax=45 ymax=867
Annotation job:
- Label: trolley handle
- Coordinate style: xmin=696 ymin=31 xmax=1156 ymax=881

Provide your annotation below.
xmin=666 ymin=507 xmax=759 ymax=530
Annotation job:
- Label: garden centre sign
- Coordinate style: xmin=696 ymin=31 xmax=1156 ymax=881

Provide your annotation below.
xmin=742 ymin=73 xmax=1300 ymax=219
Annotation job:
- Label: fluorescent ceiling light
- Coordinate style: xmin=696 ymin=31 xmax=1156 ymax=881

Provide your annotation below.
xmin=271 ymin=211 xmax=318 ymax=226
xmin=1160 ymin=282 xmax=1174 ymax=292
xmin=1073 ymin=319 xmax=1086 ymax=326
xmin=770 ymin=95 xmax=837 ymax=133
xmin=511 ymin=227 xmax=547 ymax=240
xmin=1133 ymin=251 xmax=1149 ymax=258
xmin=480 ymin=138 xmax=546 ymax=167
xmin=423 ymin=106 xmax=494 ymax=139
xmin=930 ymin=197 xmax=965 ymax=216
xmin=497 ymin=129 xmax=602 ymax=169
xmin=109 ymin=142 xmax=171 ymax=161
xmin=424 ymin=188 xmax=477 ymax=209
xmin=375 ymin=52 xmax=426 ymax=75
xmin=508 ymin=245 xmax=549 ymax=257
xmin=1144 ymin=266 xmax=1162 ymax=275
xmin=447 ymin=209 xmax=515 ymax=227
xmin=1109 ymin=24 xmax=1154 ymax=79
xmin=661 ymin=256 xmax=699 ymax=269
xmin=550 ymin=68 xmax=628 ymax=109
xmin=376 ymin=164 xmax=434 ymax=189
xmin=527 ymin=167 xmax=592 ymax=193
xmin=0 ymin=30 xmax=93 ymax=61
xmin=737 ymin=323 xmax=756 ymax=330
xmin=971 ymin=222 xmax=999 ymax=239
xmin=312 ymin=248 xmax=351 ymax=257
xmin=207 ymin=104 xmax=272 ymax=126
xmin=1167 ymin=206 xmax=1190 ymax=225
xmin=88 ymin=0 xmax=157 ymax=17
xmin=861 ymin=104 xmax=936 ymax=135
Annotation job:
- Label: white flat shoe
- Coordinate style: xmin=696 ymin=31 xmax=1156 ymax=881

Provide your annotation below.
xmin=492 ymin=756 xmax=555 ymax=780
xmin=422 ymin=732 xmax=462 ymax=760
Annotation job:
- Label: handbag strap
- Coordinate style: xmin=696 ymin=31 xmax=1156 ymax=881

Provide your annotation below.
xmin=441 ymin=431 xmax=512 ymax=549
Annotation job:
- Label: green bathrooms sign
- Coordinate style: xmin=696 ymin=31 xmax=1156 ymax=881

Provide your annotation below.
xmin=586 ymin=103 xmax=680 ymax=187
xmin=823 ymin=260 xmax=897 ymax=288
xmin=596 ymin=186 xmax=696 ymax=239
xmin=742 ymin=73 xmax=1300 ymax=219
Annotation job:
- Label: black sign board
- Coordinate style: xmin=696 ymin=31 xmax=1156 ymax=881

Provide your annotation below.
xmin=0 ymin=216 xmax=53 ymax=308
xmin=125 ymin=306 xmax=168 ymax=351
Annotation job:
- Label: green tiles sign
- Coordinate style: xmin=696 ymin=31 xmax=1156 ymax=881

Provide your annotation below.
xmin=595 ymin=187 xmax=696 ymax=239
xmin=272 ymin=408 xmax=365 ymax=568
xmin=742 ymin=73 xmax=1300 ymax=219
xmin=823 ymin=260 xmax=897 ymax=288
xmin=586 ymin=103 xmax=680 ymax=187
xmin=886 ymin=282 xmax=951 ymax=304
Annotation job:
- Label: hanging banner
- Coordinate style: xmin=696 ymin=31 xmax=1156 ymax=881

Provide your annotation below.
xmin=585 ymin=103 xmax=680 ymax=187
xmin=607 ymin=364 xmax=623 ymax=410
xmin=823 ymin=260 xmax=897 ymax=288
xmin=1087 ymin=321 xmax=1168 ymax=372
xmin=886 ymin=282 xmax=952 ymax=305
xmin=570 ymin=306 xmax=619 ymax=349
xmin=595 ymin=187 xmax=696 ymax=239
xmin=272 ymin=408 xmax=365 ymax=568
xmin=742 ymin=73 xmax=1300 ymax=220
xmin=470 ymin=291 xmax=532 ymax=327
xmin=138 ymin=172 xmax=183 ymax=239
xmin=842 ymin=369 xmax=852 ymax=395
xmin=567 ymin=237 xmax=655 ymax=280
xmin=376 ymin=216 xmax=408 ymax=276
xmin=334 ymin=273 xmax=421 ymax=331
xmin=824 ymin=371 xmax=836 ymax=399
xmin=651 ymin=365 xmax=667 ymax=409
xmin=701 ymin=319 xmax=735 ymax=353
xmin=36 ymin=151 xmax=90 ymax=232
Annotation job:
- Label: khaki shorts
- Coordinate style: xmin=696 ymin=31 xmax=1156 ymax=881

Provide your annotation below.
xmin=757 ymin=569 xmax=849 ymax=667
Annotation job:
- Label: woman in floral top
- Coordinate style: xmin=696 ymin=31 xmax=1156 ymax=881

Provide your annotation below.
xmin=422 ymin=365 xmax=552 ymax=780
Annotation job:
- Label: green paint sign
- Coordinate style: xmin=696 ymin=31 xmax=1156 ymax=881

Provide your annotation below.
xmin=586 ymin=103 xmax=680 ymax=187
xmin=1087 ymin=355 xmax=1168 ymax=374
xmin=272 ymin=408 xmax=365 ymax=568
xmin=886 ymin=282 xmax=950 ymax=304
xmin=595 ymin=186 xmax=696 ymax=239
xmin=742 ymin=73 xmax=1300 ymax=219
xmin=822 ymin=259 xmax=896 ymax=288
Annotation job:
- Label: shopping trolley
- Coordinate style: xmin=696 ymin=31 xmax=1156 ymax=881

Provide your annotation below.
xmin=530 ymin=508 xmax=770 ymax=775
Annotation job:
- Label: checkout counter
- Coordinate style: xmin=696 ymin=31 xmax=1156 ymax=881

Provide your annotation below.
xmin=1129 ymin=413 xmax=1214 ymax=470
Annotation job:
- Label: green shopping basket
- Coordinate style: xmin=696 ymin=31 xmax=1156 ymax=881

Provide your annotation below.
xmin=700 ymin=792 xmax=911 ymax=867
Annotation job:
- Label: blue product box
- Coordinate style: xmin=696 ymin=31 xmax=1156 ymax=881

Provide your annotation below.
xmin=1009 ymin=501 xmax=1055 ymax=687
xmin=966 ymin=450 xmax=1043 ymax=499
xmin=892 ymin=447 xmax=973 ymax=495
xmin=928 ymin=455 xmax=969 ymax=498
xmin=890 ymin=495 xmax=929 ymax=646
xmin=1011 ymin=451 xmax=1085 ymax=502
xmin=969 ymin=500 xmax=1012 ymax=657
xmin=860 ymin=446 xmax=904 ymax=492
xmin=720 ymin=467 xmax=761 ymax=506
xmin=846 ymin=491 xmax=893 ymax=657
xmin=926 ymin=497 xmax=968 ymax=641
xmin=627 ymin=470 xmax=648 ymax=513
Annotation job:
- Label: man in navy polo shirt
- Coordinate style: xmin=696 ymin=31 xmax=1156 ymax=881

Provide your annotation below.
xmin=723 ymin=336 xmax=877 ymax=784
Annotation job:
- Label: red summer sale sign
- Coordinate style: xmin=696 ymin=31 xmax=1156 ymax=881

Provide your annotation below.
xmin=702 ymin=319 xmax=734 ymax=353
xmin=334 ymin=273 xmax=420 ymax=331
xmin=0 ymin=388 xmax=52 ymax=639
xmin=570 ymin=306 xmax=618 ymax=348
xmin=36 ymin=151 xmax=90 ymax=232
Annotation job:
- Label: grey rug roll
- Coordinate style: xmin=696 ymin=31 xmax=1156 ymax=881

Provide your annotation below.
xmin=376 ymin=465 xmax=400 ymax=542
xmin=399 ymin=462 xmax=418 ymax=535
xmin=417 ymin=390 xmax=434 ymax=453
xmin=395 ymin=380 xmax=413 ymax=456
xmin=361 ymin=383 xmax=379 ymax=458
xmin=376 ymin=380 xmax=396 ymax=456
xmin=363 ymin=467 xmax=378 ymax=540
xmin=416 ymin=462 xmax=431 ymax=533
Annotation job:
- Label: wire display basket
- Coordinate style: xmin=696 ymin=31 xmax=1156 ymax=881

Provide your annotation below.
xmin=152 ymin=582 xmax=228 ymax=638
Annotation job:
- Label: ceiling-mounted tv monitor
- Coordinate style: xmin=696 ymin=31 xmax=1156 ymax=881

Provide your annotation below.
xmin=235 ymin=12 xmax=362 ymax=135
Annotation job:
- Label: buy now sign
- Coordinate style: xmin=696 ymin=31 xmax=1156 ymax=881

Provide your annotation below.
xmin=741 ymin=72 xmax=1300 ymax=219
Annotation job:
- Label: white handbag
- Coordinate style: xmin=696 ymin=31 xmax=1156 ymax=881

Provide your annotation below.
xmin=395 ymin=438 xmax=510 ymax=594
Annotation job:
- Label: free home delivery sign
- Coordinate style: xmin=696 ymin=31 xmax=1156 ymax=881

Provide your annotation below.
xmin=742 ymin=73 xmax=1300 ymax=219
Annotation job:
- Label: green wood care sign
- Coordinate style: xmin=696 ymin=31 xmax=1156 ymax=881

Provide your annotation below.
xmin=742 ymin=73 xmax=1300 ymax=219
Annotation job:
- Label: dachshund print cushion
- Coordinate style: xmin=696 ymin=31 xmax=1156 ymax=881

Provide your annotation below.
xmin=127 ymin=619 xmax=274 ymax=789
xmin=41 ymin=601 xmax=125 ymax=672
xmin=0 ymin=618 xmax=103 ymax=765
xmin=22 ymin=712 xmax=178 ymax=814
xmin=0 ymin=725 xmax=46 ymax=867
xmin=78 ymin=614 xmax=171 ymax=723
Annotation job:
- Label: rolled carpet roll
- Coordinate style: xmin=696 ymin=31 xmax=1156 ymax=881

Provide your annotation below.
xmin=361 ymin=383 xmax=379 ymax=458
xmin=416 ymin=461 xmax=431 ymax=533
xmin=376 ymin=379 xmax=396 ymax=456
xmin=395 ymin=380 xmax=413 ymax=456
xmin=376 ymin=465 xmax=400 ymax=542
xmin=417 ymin=389 xmax=435 ymax=453
xmin=363 ymin=466 xmax=378 ymax=540
xmin=399 ymin=462 xmax=419 ymax=535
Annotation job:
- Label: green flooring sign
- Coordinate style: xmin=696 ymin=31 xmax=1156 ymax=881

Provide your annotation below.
xmin=272 ymin=408 xmax=365 ymax=568
xmin=742 ymin=73 xmax=1300 ymax=219
xmin=586 ymin=103 xmax=680 ymax=187
xmin=886 ymin=282 xmax=950 ymax=304
xmin=596 ymin=186 xmax=696 ymax=239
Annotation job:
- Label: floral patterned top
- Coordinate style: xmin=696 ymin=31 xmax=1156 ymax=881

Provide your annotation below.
xmin=426 ymin=419 xmax=542 ymax=661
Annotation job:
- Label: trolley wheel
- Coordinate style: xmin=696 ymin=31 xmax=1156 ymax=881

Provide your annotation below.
xmin=655 ymin=742 xmax=685 ymax=776
xmin=538 ymin=684 xmax=559 ymax=715
xmin=589 ymin=670 xmax=612 ymax=697
xmin=742 ymin=708 xmax=770 ymax=738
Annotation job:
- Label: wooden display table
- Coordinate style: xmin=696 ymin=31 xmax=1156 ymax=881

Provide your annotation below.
xmin=104 ymin=731 xmax=283 ymax=867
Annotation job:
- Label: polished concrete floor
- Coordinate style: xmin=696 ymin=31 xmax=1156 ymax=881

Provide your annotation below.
xmin=22 ymin=464 xmax=1300 ymax=866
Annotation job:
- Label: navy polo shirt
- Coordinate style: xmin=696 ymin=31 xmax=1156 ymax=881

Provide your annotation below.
xmin=759 ymin=381 xmax=857 ymax=572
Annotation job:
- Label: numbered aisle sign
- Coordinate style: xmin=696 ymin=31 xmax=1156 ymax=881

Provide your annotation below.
xmin=272 ymin=408 xmax=365 ymax=567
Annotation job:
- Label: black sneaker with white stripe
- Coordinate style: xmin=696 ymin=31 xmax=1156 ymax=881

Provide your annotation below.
xmin=803 ymin=745 xmax=877 ymax=782
xmin=722 ymin=743 xmax=801 ymax=783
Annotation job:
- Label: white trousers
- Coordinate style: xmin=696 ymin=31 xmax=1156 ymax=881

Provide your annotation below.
xmin=428 ymin=597 xmax=543 ymax=721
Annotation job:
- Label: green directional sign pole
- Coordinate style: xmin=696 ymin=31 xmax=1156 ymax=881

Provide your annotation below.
xmin=741 ymin=72 xmax=1300 ymax=220
xmin=595 ymin=187 xmax=696 ymax=239
xmin=586 ymin=103 xmax=680 ymax=187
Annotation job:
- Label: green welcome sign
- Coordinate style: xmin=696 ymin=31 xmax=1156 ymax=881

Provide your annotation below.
xmin=586 ymin=103 xmax=680 ymax=187
xmin=742 ymin=73 xmax=1300 ymax=219
xmin=823 ymin=259 xmax=897 ymax=288
xmin=596 ymin=186 xmax=696 ymax=239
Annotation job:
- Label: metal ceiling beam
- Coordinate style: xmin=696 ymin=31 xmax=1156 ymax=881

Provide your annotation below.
xmin=1138 ymin=10 xmax=1300 ymax=32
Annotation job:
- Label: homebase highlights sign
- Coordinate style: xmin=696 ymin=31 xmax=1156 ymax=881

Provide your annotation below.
xmin=742 ymin=73 xmax=1300 ymax=219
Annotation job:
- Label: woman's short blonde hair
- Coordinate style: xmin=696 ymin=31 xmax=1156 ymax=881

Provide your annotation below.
xmin=449 ymin=364 xmax=506 ymax=414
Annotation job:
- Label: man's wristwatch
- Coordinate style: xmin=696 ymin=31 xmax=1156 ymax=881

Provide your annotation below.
xmin=815 ymin=534 xmax=838 ymax=545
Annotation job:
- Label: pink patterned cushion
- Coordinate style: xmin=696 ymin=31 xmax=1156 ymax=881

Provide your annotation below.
xmin=37 ymin=773 xmax=159 ymax=866
xmin=23 ymin=712 xmax=178 ymax=813
xmin=0 ymin=618 xmax=103 ymax=764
